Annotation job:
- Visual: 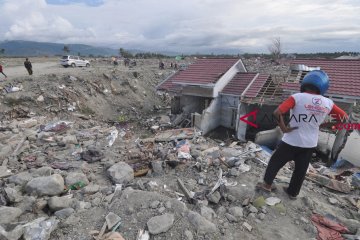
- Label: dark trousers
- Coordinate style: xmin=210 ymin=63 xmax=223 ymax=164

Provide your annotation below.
xmin=26 ymin=68 xmax=32 ymax=75
xmin=263 ymin=141 xmax=313 ymax=196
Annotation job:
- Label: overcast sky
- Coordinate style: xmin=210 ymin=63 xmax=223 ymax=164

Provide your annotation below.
xmin=0 ymin=0 xmax=359 ymax=53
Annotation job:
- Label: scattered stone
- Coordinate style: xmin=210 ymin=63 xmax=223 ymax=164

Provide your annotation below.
xmin=80 ymin=148 xmax=104 ymax=163
xmin=147 ymin=213 xmax=174 ymax=234
xmin=328 ymin=197 xmax=338 ymax=205
xmin=242 ymin=197 xmax=250 ymax=206
xmin=158 ymin=207 xmax=166 ymax=214
xmin=302 ymin=196 xmax=315 ymax=210
xmin=225 ymin=213 xmax=238 ymax=222
xmin=300 ymin=216 xmax=309 ymax=224
xmin=107 ymin=162 xmax=134 ymax=184
xmin=184 ymin=230 xmax=193 ymax=240
xmin=227 ymin=195 xmax=236 ymax=202
xmin=4 ymin=187 xmax=23 ymax=203
xmin=54 ymin=208 xmax=74 ymax=219
xmin=261 ymin=206 xmax=268 ymax=214
xmin=229 ymin=207 xmax=244 ymax=218
xmin=200 ymin=205 xmax=217 ymax=222
xmin=207 ymin=191 xmax=221 ymax=204
xmin=23 ymin=217 xmax=58 ymax=240
xmin=151 ymin=161 xmax=163 ymax=176
xmin=31 ymin=167 xmax=53 ymax=177
xmin=48 ymin=196 xmax=77 ymax=211
xmin=62 ymin=135 xmax=78 ymax=145
xmin=65 ymin=172 xmax=89 ymax=187
xmin=8 ymin=171 xmax=33 ymax=186
xmin=0 ymin=166 xmax=12 ymax=179
xmin=242 ymin=222 xmax=253 ymax=232
xmin=83 ymin=184 xmax=100 ymax=194
xmin=265 ymin=197 xmax=282 ymax=206
xmin=150 ymin=200 xmax=160 ymax=209
xmin=165 ymin=201 xmax=172 ymax=209
xmin=258 ymin=213 xmax=266 ymax=220
xmin=249 ymin=205 xmax=258 ymax=213
xmin=0 ymin=206 xmax=22 ymax=224
xmin=188 ymin=211 xmax=217 ymax=234
xmin=217 ymin=206 xmax=227 ymax=216
xmin=106 ymin=212 xmax=121 ymax=229
xmin=229 ymin=168 xmax=240 ymax=177
xmin=25 ymin=174 xmax=64 ymax=196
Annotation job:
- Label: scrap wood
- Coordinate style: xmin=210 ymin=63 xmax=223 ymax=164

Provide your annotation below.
xmin=306 ymin=172 xmax=351 ymax=194
xmin=177 ymin=178 xmax=195 ymax=202
xmin=134 ymin=168 xmax=149 ymax=177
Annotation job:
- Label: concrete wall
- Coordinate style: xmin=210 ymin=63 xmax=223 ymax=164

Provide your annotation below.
xmin=181 ymin=85 xmax=214 ymax=98
xmin=213 ymin=59 xmax=247 ymax=98
xmin=220 ymin=95 xmax=239 ymax=129
xmin=196 ymin=97 xmax=222 ymax=135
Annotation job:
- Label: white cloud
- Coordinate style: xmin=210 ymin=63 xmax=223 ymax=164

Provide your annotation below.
xmin=0 ymin=0 xmax=359 ymax=53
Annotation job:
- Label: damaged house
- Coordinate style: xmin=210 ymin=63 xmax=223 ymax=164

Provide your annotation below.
xmin=157 ymin=58 xmax=360 ymax=145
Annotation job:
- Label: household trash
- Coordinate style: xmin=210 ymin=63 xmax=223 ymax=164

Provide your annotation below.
xmin=311 ymin=214 xmax=349 ymax=240
xmin=4 ymin=85 xmax=23 ymax=93
xmin=80 ymin=148 xmax=104 ymax=163
xmin=238 ymin=163 xmax=251 ymax=173
xmin=107 ymin=129 xmax=118 ymax=147
xmin=306 ymin=172 xmax=352 ymax=193
xmin=67 ymin=182 xmax=86 ymax=190
xmin=137 ymin=229 xmax=150 ymax=240
xmin=265 ymin=197 xmax=282 ymax=206
xmin=177 ymin=140 xmax=192 ymax=159
xmin=40 ymin=121 xmax=72 ymax=132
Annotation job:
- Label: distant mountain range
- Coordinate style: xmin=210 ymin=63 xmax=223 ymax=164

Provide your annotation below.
xmin=0 ymin=40 xmax=120 ymax=57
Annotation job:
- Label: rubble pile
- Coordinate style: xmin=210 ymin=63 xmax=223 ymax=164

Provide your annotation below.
xmin=0 ymin=58 xmax=359 ymax=240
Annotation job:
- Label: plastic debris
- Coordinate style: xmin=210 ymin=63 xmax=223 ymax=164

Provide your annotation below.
xmin=265 ymin=197 xmax=282 ymax=206
xmin=107 ymin=129 xmax=118 ymax=147
xmin=67 ymin=181 xmax=86 ymax=190
xmin=40 ymin=121 xmax=72 ymax=132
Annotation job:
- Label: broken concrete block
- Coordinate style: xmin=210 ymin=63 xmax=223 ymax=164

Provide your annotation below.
xmin=147 ymin=213 xmax=174 ymax=234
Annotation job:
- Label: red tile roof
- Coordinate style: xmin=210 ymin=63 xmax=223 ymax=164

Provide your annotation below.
xmin=157 ymin=58 xmax=239 ymax=91
xmin=282 ymin=59 xmax=360 ymax=97
xmin=244 ymin=74 xmax=270 ymax=98
xmin=221 ymin=73 xmax=257 ymax=95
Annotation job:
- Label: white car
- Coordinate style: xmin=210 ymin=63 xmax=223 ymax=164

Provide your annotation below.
xmin=60 ymin=55 xmax=90 ymax=68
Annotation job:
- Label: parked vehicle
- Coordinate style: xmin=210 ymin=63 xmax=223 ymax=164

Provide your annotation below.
xmin=60 ymin=55 xmax=90 ymax=68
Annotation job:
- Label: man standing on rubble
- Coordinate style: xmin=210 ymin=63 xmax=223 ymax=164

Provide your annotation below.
xmin=24 ymin=58 xmax=33 ymax=75
xmin=257 ymin=70 xmax=348 ymax=199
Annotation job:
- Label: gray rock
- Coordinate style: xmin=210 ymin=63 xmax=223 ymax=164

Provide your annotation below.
xmin=147 ymin=213 xmax=175 ymax=234
xmin=165 ymin=201 xmax=172 ymax=209
xmin=107 ymin=162 xmax=134 ymax=184
xmin=328 ymin=197 xmax=338 ymax=205
xmin=227 ymin=195 xmax=236 ymax=202
xmin=54 ymin=208 xmax=74 ymax=219
xmin=65 ymin=172 xmax=89 ymax=187
xmin=229 ymin=168 xmax=240 ymax=177
xmin=242 ymin=197 xmax=250 ymax=206
xmin=62 ymin=135 xmax=78 ymax=145
xmin=300 ymin=216 xmax=309 ymax=224
xmin=25 ymin=174 xmax=64 ymax=196
xmin=200 ymin=205 xmax=217 ymax=222
xmin=8 ymin=172 xmax=33 ymax=186
xmin=4 ymin=187 xmax=23 ymax=203
xmin=225 ymin=213 xmax=238 ymax=222
xmin=106 ymin=212 xmax=121 ymax=229
xmin=228 ymin=207 xmax=243 ymax=218
xmin=249 ymin=205 xmax=258 ymax=213
xmin=217 ymin=206 xmax=227 ymax=216
xmin=207 ymin=191 xmax=221 ymax=204
xmin=48 ymin=196 xmax=77 ymax=211
xmin=23 ymin=217 xmax=59 ymax=240
xmin=151 ymin=161 xmax=163 ymax=176
xmin=18 ymin=196 xmax=36 ymax=212
xmin=150 ymin=200 xmax=160 ymax=209
xmin=0 ymin=166 xmax=12 ymax=179
xmin=258 ymin=213 xmax=266 ymax=220
xmin=82 ymin=184 xmax=100 ymax=194
xmin=184 ymin=230 xmax=193 ymax=240
xmin=31 ymin=167 xmax=53 ymax=177
xmin=0 ymin=206 xmax=22 ymax=224
xmin=187 ymin=211 xmax=217 ymax=234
